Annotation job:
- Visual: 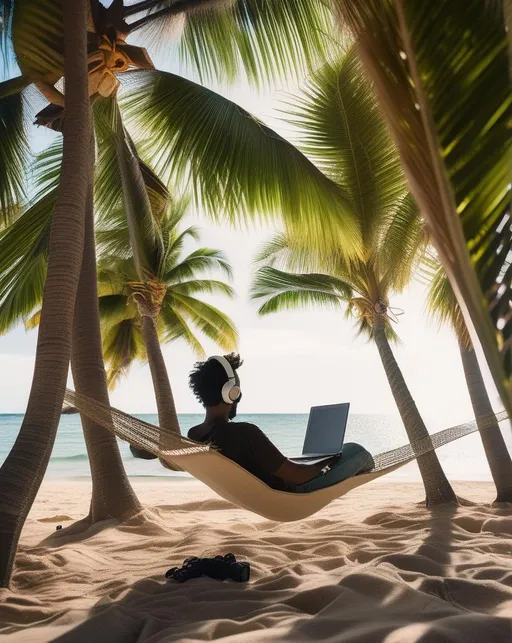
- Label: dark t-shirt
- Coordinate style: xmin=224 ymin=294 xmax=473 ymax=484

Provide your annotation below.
xmin=188 ymin=421 xmax=287 ymax=490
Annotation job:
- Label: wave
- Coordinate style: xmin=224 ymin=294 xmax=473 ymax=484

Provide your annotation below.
xmin=51 ymin=454 xmax=89 ymax=462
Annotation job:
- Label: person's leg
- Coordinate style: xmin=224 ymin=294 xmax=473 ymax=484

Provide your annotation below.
xmin=295 ymin=443 xmax=374 ymax=493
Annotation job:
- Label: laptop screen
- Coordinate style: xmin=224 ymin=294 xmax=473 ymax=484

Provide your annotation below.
xmin=302 ymin=403 xmax=350 ymax=455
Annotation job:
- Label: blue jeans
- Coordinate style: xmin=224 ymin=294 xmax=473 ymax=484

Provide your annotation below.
xmin=292 ymin=443 xmax=374 ymax=493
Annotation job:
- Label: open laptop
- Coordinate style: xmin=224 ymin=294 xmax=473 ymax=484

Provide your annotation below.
xmin=289 ymin=403 xmax=350 ymax=464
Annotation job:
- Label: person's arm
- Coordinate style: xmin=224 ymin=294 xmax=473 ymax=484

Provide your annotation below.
xmin=246 ymin=424 xmax=338 ymax=485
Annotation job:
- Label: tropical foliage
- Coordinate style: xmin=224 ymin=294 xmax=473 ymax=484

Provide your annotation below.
xmin=334 ymin=0 xmax=512 ymax=416
xmin=95 ymin=205 xmax=238 ymax=389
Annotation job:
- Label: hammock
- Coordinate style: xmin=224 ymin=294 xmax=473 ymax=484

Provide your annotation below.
xmin=64 ymin=389 xmax=509 ymax=522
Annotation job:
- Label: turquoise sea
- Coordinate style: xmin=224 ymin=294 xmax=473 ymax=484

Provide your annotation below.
xmin=1 ymin=412 xmax=511 ymax=482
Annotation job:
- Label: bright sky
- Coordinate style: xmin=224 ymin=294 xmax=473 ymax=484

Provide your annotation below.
xmin=0 ymin=17 xmax=501 ymax=431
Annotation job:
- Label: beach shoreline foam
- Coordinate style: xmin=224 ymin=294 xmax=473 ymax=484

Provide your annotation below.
xmin=1 ymin=479 xmax=512 ymax=642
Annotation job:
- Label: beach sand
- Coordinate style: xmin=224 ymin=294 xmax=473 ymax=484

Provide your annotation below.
xmin=1 ymin=479 xmax=512 ymax=642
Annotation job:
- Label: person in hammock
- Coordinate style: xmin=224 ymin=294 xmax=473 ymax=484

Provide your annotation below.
xmin=187 ymin=354 xmax=374 ymax=493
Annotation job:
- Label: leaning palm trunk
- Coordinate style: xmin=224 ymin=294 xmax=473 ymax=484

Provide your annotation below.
xmin=373 ymin=315 xmax=457 ymax=506
xmin=140 ymin=314 xmax=180 ymax=439
xmin=335 ymin=1 xmax=512 ymax=418
xmin=460 ymin=343 xmax=512 ymax=503
xmin=139 ymin=313 xmax=183 ymax=471
xmin=0 ymin=0 xmax=90 ymax=587
xmin=71 ymin=154 xmax=142 ymax=521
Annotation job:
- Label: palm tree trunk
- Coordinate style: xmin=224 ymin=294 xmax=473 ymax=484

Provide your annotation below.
xmin=141 ymin=315 xmax=180 ymax=434
xmin=373 ymin=315 xmax=457 ymax=506
xmin=71 ymin=153 xmax=142 ymax=522
xmin=0 ymin=0 xmax=90 ymax=587
xmin=140 ymin=314 xmax=182 ymax=470
xmin=459 ymin=342 xmax=512 ymax=503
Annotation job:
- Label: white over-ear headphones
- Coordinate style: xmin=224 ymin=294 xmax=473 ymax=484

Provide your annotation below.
xmin=208 ymin=355 xmax=241 ymax=404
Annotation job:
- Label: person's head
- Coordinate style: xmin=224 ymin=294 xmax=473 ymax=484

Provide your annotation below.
xmin=189 ymin=353 xmax=243 ymax=420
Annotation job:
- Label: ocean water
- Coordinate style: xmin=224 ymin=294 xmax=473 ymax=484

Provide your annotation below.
xmin=1 ymin=412 xmax=511 ymax=482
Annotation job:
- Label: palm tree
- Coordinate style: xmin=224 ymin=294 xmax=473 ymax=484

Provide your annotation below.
xmin=0 ymin=0 xmax=356 ymax=586
xmin=0 ymin=0 xmax=95 ymax=588
xmin=426 ymin=264 xmax=512 ymax=503
xmin=95 ymin=202 xmax=237 ymax=394
xmin=334 ymin=0 xmax=512 ymax=418
xmin=251 ymin=48 xmax=457 ymax=506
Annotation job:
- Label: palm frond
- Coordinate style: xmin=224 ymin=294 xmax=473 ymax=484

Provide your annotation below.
xmin=426 ymin=263 xmax=472 ymax=350
xmin=159 ymin=300 xmax=206 ymax=357
xmin=0 ymin=190 xmax=55 ymax=332
xmin=253 ymin=232 xmax=289 ymax=266
xmin=286 ymin=44 xmax=407 ymax=246
xmin=122 ymin=70 xmax=360 ymax=254
xmin=96 ymin=217 xmax=134 ymax=262
xmin=0 ymin=191 xmax=56 ymax=323
xmin=128 ymin=0 xmax=334 ymax=87
xmin=102 ymin=317 xmax=146 ymax=390
xmin=97 ymin=265 xmax=129 ymax=297
xmin=0 ymin=254 xmax=46 ymax=334
xmin=335 ymin=0 xmax=512 ymax=411
xmin=165 ymin=248 xmax=233 ymax=283
xmin=251 ymin=266 xmax=350 ymax=315
xmin=0 ymin=139 xmax=65 ymax=330
xmin=253 ymin=231 xmax=350 ymax=277
xmin=1 ymin=0 xmax=15 ymax=65
xmin=0 ymin=77 xmax=30 ymax=225
xmin=379 ymin=192 xmax=425 ymax=291
xmin=170 ymin=292 xmax=238 ymax=349
xmin=162 ymin=223 xmax=201 ymax=266
xmin=11 ymin=0 xmax=63 ymax=79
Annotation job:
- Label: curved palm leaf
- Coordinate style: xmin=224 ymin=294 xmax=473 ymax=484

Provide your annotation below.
xmin=251 ymin=266 xmax=350 ymax=315
xmin=122 ymin=70 xmax=359 ymax=254
xmin=286 ymin=45 xmax=407 ymax=247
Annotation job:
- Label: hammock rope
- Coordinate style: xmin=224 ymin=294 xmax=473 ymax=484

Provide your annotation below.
xmin=64 ymin=389 xmax=509 ymax=472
